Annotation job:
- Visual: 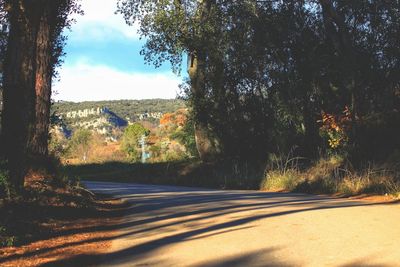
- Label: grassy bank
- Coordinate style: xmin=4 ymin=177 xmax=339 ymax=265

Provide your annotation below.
xmin=64 ymin=153 xmax=400 ymax=199
xmin=260 ymin=154 xmax=400 ymax=198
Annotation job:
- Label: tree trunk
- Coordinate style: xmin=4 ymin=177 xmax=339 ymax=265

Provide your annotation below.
xmin=188 ymin=52 xmax=220 ymax=162
xmin=0 ymin=1 xmax=42 ymax=193
xmin=30 ymin=4 xmax=53 ymax=163
xmin=187 ymin=0 xmax=221 ymax=162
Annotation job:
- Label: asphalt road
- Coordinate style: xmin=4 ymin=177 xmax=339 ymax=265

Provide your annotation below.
xmin=84 ymin=181 xmax=400 ymax=267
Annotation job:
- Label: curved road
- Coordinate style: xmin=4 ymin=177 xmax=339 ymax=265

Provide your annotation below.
xmin=84 ymin=181 xmax=400 ymax=267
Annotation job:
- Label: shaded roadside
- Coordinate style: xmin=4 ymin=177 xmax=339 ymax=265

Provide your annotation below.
xmin=0 ymin=179 xmax=130 ymax=267
xmin=38 ymin=182 xmax=400 ymax=267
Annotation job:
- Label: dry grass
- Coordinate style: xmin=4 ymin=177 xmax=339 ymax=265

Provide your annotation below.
xmin=260 ymin=169 xmax=300 ymax=192
xmin=261 ymin=153 xmax=400 ymax=198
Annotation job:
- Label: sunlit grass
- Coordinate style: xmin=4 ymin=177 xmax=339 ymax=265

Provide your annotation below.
xmin=261 ymin=154 xmax=400 ymax=197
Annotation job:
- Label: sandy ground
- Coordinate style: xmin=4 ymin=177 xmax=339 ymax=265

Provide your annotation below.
xmin=83 ymin=181 xmax=400 ymax=267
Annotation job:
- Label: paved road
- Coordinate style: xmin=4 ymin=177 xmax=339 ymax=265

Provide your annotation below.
xmin=84 ymin=181 xmax=400 ymax=267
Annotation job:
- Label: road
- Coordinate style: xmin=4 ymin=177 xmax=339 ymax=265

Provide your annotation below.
xmin=84 ymin=181 xmax=400 ymax=267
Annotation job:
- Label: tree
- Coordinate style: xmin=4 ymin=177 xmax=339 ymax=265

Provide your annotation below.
xmin=0 ymin=1 xmax=42 ymax=192
xmin=118 ymin=0 xmax=400 ymax=166
xmin=31 ymin=0 xmax=81 ymax=162
xmin=117 ymin=0 xmax=222 ymax=162
xmin=0 ymin=0 xmax=80 ymax=193
xmin=70 ymin=128 xmax=92 ymax=162
xmin=121 ymin=123 xmax=150 ymax=161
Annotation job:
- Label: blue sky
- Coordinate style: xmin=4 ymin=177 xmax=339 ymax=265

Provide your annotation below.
xmin=53 ymin=0 xmax=182 ymax=102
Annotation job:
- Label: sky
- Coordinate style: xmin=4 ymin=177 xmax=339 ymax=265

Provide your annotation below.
xmin=53 ymin=0 xmax=183 ymax=102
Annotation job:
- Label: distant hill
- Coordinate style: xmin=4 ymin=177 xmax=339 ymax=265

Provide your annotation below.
xmin=52 ymin=99 xmax=186 ymax=123
xmin=50 ymin=99 xmax=187 ymax=139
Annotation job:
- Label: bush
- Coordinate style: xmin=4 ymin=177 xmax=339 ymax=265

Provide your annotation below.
xmin=121 ymin=123 xmax=150 ymax=162
xmin=49 ymin=133 xmax=70 ymax=159
xmin=69 ymin=129 xmax=93 ymax=162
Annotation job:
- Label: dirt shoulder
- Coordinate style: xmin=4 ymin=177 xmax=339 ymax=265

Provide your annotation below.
xmin=0 ymin=177 xmax=129 ymax=267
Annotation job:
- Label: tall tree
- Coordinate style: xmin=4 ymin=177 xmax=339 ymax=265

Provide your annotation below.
xmin=30 ymin=0 xmax=80 ymax=162
xmin=1 ymin=0 xmax=41 ymax=192
xmin=119 ymin=0 xmax=400 ymax=165
xmin=0 ymin=0 xmax=80 ymax=192
xmin=117 ymin=0 xmax=222 ymax=162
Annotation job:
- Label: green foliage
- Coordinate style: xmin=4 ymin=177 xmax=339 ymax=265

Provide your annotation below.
xmin=70 ymin=129 xmax=93 ymax=162
xmin=52 ymin=99 xmax=186 ymax=123
xmin=49 ymin=133 xmax=69 ymax=158
xmin=148 ymin=144 xmax=162 ymax=159
xmin=122 ymin=123 xmax=150 ymax=161
xmin=118 ymin=0 xmax=400 ymax=165
xmin=170 ymin=117 xmax=198 ymax=157
xmin=0 ymin=225 xmax=17 ymax=247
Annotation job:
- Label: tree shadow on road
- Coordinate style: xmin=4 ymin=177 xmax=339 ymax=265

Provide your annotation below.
xmin=12 ymin=182 xmax=393 ymax=267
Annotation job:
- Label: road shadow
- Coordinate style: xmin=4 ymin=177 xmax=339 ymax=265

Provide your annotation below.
xmin=17 ymin=181 xmax=395 ymax=267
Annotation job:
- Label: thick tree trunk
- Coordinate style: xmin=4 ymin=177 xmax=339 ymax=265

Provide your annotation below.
xmin=189 ymin=52 xmax=220 ymax=162
xmin=187 ymin=0 xmax=221 ymax=163
xmin=0 ymin=1 xmax=41 ymax=193
xmin=30 ymin=5 xmax=53 ymax=162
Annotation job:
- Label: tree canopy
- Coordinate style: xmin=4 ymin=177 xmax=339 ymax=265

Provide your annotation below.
xmin=118 ymin=0 xmax=400 ymax=163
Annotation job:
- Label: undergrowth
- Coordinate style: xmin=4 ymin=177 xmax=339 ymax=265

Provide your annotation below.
xmin=261 ymin=151 xmax=400 ymax=197
xmin=0 ymin=157 xmax=94 ymax=248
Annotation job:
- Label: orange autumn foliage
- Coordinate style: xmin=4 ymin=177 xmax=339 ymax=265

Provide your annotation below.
xmin=160 ymin=109 xmax=188 ymax=127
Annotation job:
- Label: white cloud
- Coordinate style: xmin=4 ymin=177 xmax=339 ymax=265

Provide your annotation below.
xmin=53 ymin=62 xmax=182 ymax=101
xmin=68 ymin=0 xmax=139 ymax=41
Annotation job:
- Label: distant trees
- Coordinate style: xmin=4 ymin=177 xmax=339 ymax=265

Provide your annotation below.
xmin=118 ymin=0 xmax=400 ymax=165
xmin=52 ymin=99 xmax=186 ymax=123
xmin=121 ymin=123 xmax=150 ymax=161
xmin=70 ymin=129 xmax=92 ymax=162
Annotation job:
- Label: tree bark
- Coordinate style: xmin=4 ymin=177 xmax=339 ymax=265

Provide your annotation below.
xmin=189 ymin=52 xmax=220 ymax=162
xmin=0 ymin=0 xmax=42 ymax=192
xmin=30 ymin=3 xmax=53 ymax=162
xmin=187 ymin=0 xmax=221 ymax=162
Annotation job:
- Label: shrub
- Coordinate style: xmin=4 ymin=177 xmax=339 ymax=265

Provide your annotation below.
xmin=121 ymin=123 xmax=150 ymax=162
xmin=69 ymin=129 xmax=93 ymax=162
xmin=0 ymin=225 xmax=17 ymax=247
xmin=319 ymin=107 xmax=352 ymax=153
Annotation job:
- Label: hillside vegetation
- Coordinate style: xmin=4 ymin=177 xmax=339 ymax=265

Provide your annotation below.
xmin=52 ymin=99 xmax=186 ymax=123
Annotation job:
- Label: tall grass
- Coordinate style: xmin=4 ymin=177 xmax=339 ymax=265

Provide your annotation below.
xmin=261 ymin=152 xmax=400 ymax=197
xmin=260 ymin=148 xmax=304 ymax=192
